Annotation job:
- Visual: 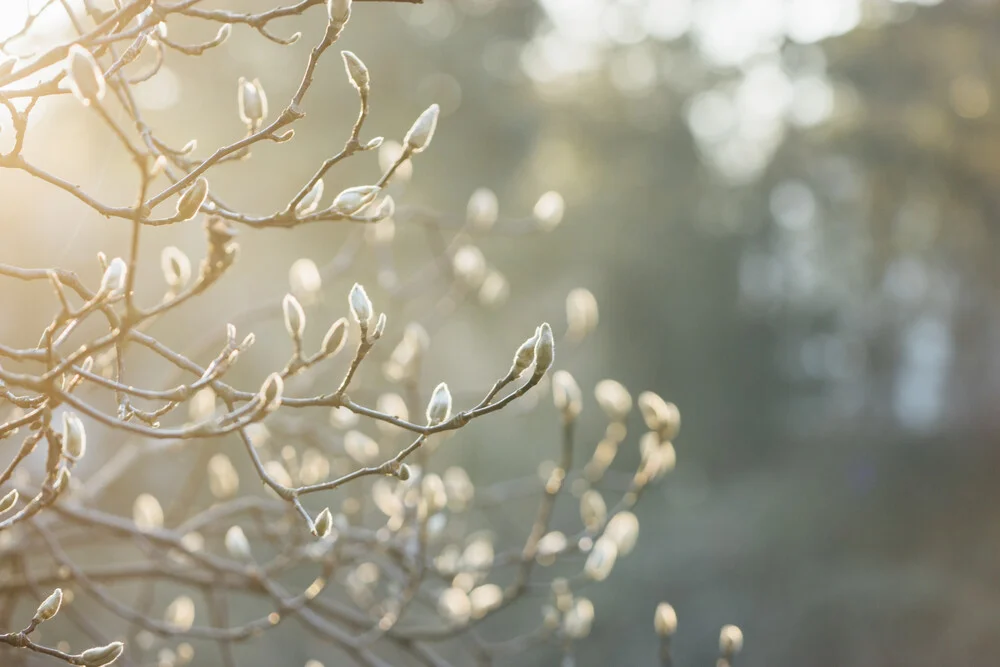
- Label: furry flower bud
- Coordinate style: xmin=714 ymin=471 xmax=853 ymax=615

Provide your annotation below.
xmin=65 ymin=45 xmax=105 ymax=106
xmin=426 ymin=382 xmax=452 ymax=425
xmin=532 ymin=323 xmax=555 ymax=377
xmin=176 ymin=177 xmax=208 ymax=221
xmin=403 ymin=104 xmax=439 ymax=153
xmin=282 ymin=293 xmax=306 ymax=340
xmin=78 ymin=641 xmax=124 ymax=666
xmin=237 ymin=77 xmax=268 ymax=126
xmin=33 ymin=589 xmax=63 ymax=624
xmin=62 ymin=412 xmax=86 ymax=460
xmin=349 ymin=283 xmax=373 ymax=328
xmin=341 ymin=51 xmax=369 ymax=93
xmin=311 ymin=507 xmax=333 ymax=538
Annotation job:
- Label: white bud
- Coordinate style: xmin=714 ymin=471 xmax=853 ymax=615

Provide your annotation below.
xmin=237 ymin=77 xmax=268 ymax=126
xmin=341 ymin=51 xmax=369 ymax=93
xmin=311 ymin=507 xmax=333 ymax=538
xmin=62 ymin=412 xmax=86 ymax=460
xmin=175 ymin=177 xmax=208 ymax=221
xmin=511 ymin=329 xmax=539 ymax=377
xmin=289 ymin=258 xmax=322 ymax=302
xmin=331 ymin=185 xmax=380 ymax=216
xmin=99 ymin=258 xmax=127 ymax=297
xmin=533 ymin=323 xmax=555 ymax=377
xmin=397 ymin=462 xmax=412 ymax=481
xmin=282 ymin=293 xmax=306 ymax=340
xmin=372 ymin=312 xmax=387 ymax=339
xmin=467 ymin=187 xmax=499 ymax=230
xmin=258 ymin=373 xmax=284 ymax=414
xmin=65 ymin=45 xmax=105 ymax=106
xmin=33 ymin=588 xmax=63 ymax=623
xmin=469 ymin=584 xmax=503 ymax=618
xmin=452 ymin=245 xmax=487 ymax=287
xmin=584 ymin=536 xmax=618 ymax=581
xmin=638 ymin=391 xmax=681 ymax=440
xmin=165 ymin=595 xmax=195 ymax=631
xmin=426 ymin=382 xmax=452 ymax=425
xmin=566 ymin=288 xmax=599 ymax=341
xmin=403 ymin=103 xmax=439 ymax=153
xmin=533 ymin=191 xmax=565 ymax=230
xmin=0 ymin=489 xmax=17 ymax=514
xmin=719 ymin=625 xmax=744 ymax=655
xmin=327 ymin=0 xmax=352 ymax=24
xmin=225 ymin=525 xmax=252 ymax=561
xmin=208 ymin=454 xmax=239 ymax=499
xmin=348 ymin=283 xmax=373 ymax=327
xmin=551 ymin=370 xmax=582 ymax=421
xmin=594 ymin=380 xmax=632 ymax=422
xmin=161 ymin=246 xmax=192 ymax=289
xmin=321 ymin=318 xmax=348 ymax=357
xmin=563 ymin=598 xmax=594 ymax=639
xmin=294 ymin=179 xmax=325 ymax=217
xmin=133 ymin=493 xmax=164 ymax=531
xmin=78 ymin=641 xmax=124 ymax=666
xmin=438 ymin=587 xmax=471 ymax=626
xmin=579 ymin=489 xmax=607 ymax=531
xmin=654 ymin=603 xmax=677 ymax=637
xmin=604 ymin=511 xmax=639 ymax=555
xmin=362 ymin=136 xmax=384 ymax=150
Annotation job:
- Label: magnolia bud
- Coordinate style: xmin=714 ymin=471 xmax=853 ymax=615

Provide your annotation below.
xmin=594 ymin=379 xmax=632 ymax=422
xmin=533 ymin=191 xmax=565 ymax=230
xmin=225 ymin=525 xmax=252 ymax=561
xmin=161 ymin=246 xmax=192 ymax=289
xmin=237 ymin=77 xmax=268 ymax=126
xmin=258 ymin=373 xmax=284 ymax=414
xmin=397 ymin=463 xmax=412 ymax=481
xmin=65 ymin=44 xmax=105 ymax=106
xmin=511 ymin=329 xmax=539 ymax=377
xmin=638 ymin=391 xmax=681 ymax=440
xmin=604 ymin=511 xmax=639 ymax=555
xmin=349 ymin=283 xmax=373 ymax=328
xmin=294 ymin=179 xmax=324 ymax=217
xmin=403 ymin=104 xmax=439 ymax=153
xmin=719 ymin=625 xmax=743 ymax=656
xmin=331 ymin=185 xmax=380 ymax=216
xmin=327 ymin=0 xmax=352 ymax=25
xmin=362 ymin=136 xmax=384 ymax=150
xmin=372 ymin=313 xmax=387 ymax=339
xmin=62 ymin=412 xmax=86 ymax=460
xmin=551 ymin=370 xmax=582 ymax=421
xmin=654 ymin=603 xmax=677 ymax=637
xmin=321 ymin=318 xmax=348 ymax=357
xmin=566 ymin=288 xmax=599 ymax=341
xmin=78 ymin=641 xmax=124 ymax=666
xmin=341 ymin=51 xmax=369 ymax=93
xmin=584 ymin=536 xmax=618 ymax=581
xmin=580 ymin=489 xmax=607 ymax=531
xmin=33 ymin=588 xmax=63 ymax=623
xmin=0 ymin=489 xmax=17 ymax=514
xmin=311 ymin=507 xmax=333 ymax=538
xmin=175 ymin=177 xmax=208 ymax=221
xmin=467 ymin=187 xmax=499 ymax=230
xmin=426 ymin=382 xmax=452 ymax=425
xmin=282 ymin=293 xmax=306 ymax=340
xmin=532 ymin=323 xmax=555 ymax=377
xmin=52 ymin=466 xmax=70 ymax=492
xmin=99 ymin=258 xmax=127 ymax=297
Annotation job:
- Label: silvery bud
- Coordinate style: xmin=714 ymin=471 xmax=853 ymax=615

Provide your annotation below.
xmin=426 ymin=382 xmax=452 ymax=425
xmin=294 ymin=179 xmax=324 ymax=217
xmin=99 ymin=258 xmax=128 ymax=297
xmin=282 ymin=293 xmax=306 ymax=340
xmin=78 ymin=641 xmax=124 ymax=666
xmin=161 ymin=246 xmax=192 ymax=289
xmin=397 ymin=463 xmax=412 ymax=481
xmin=654 ymin=603 xmax=677 ymax=637
xmin=321 ymin=318 xmax=348 ymax=357
xmin=0 ymin=489 xmax=17 ymax=514
xmin=258 ymin=373 xmax=284 ymax=414
xmin=403 ymin=103 xmax=439 ymax=153
xmin=62 ymin=412 xmax=86 ymax=461
xmin=372 ymin=312 xmax=387 ymax=339
xmin=33 ymin=588 xmax=63 ymax=623
xmin=327 ymin=0 xmax=352 ymax=25
xmin=311 ymin=507 xmax=333 ymax=538
xmin=175 ymin=177 xmax=208 ymax=221
xmin=362 ymin=136 xmax=384 ymax=150
xmin=225 ymin=525 xmax=252 ymax=561
xmin=341 ymin=51 xmax=369 ymax=93
xmin=348 ymin=283 xmax=373 ymax=328
xmin=331 ymin=185 xmax=380 ymax=215
xmin=65 ymin=45 xmax=105 ymax=106
xmin=237 ymin=77 xmax=268 ymax=126
xmin=532 ymin=323 xmax=555 ymax=377
xmin=551 ymin=370 xmax=582 ymax=421
xmin=511 ymin=329 xmax=539 ymax=377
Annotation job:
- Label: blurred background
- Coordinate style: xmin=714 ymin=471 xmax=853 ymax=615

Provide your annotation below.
xmin=3 ymin=0 xmax=1000 ymax=665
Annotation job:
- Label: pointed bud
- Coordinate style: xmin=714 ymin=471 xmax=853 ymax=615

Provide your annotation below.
xmin=362 ymin=136 xmax=384 ymax=150
xmin=321 ymin=318 xmax=348 ymax=357
xmin=33 ymin=588 xmax=63 ymax=624
xmin=532 ymin=323 xmax=555 ymax=377
xmin=62 ymin=412 xmax=86 ymax=461
xmin=294 ymin=179 xmax=324 ymax=217
xmin=654 ymin=603 xmax=677 ymax=637
xmin=175 ymin=177 xmax=208 ymax=221
xmin=258 ymin=373 xmax=284 ymax=415
xmin=327 ymin=0 xmax=352 ymax=25
xmin=311 ymin=507 xmax=333 ymax=538
xmin=372 ymin=312 xmax=387 ymax=339
xmin=0 ymin=489 xmax=17 ymax=514
xmin=77 ymin=641 xmax=124 ymax=666
xmin=403 ymin=104 xmax=439 ymax=153
xmin=161 ymin=246 xmax=192 ymax=289
xmin=282 ymin=293 xmax=306 ymax=340
xmin=349 ymin=283 xmax=373 ymax=328
xmin=99 ymin=258 xmax=127 ymax=297
xmin=65 ymin=45 xmax=105 ymax=106
xmin=225 ymin=525 xmax=252 ymax=561
xmin=331 ymin=185 xmax=380 ymax=216
xmin=237 ymin=77 xmax=268 ymax=126
xmin=426 ymin=382 xmax=452 ymax=425
xmin=53 ymin=466 xmax=70 ymax=492
xmin=551 ymin=371 xmax=582 ymax=421
xmin=397 ymin=463 xmax=412 ymax=481
xmin=719 ymin=625 xmax=743 ymax=656
xmin=341 ymin=51 xmax=369 ymax=93
xmin=511 ymin=329 xmax=539 ymax=377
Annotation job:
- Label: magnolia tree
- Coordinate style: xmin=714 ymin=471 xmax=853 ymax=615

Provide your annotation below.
xmin=0 ymin=1 xmax=738 ymax=665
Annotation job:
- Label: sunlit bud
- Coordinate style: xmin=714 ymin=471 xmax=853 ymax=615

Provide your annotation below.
xmin=479 ymin=271 xmax=509 ymax=308
xmin=552 ymin=371 xmax=582 ymax=421
xmin=237 ymin=77 xmax=268 ymax=126
xmin=225 ymin=525 xmax=252 ymax=561
xmin=282 ymin=293 xmax=306 ymax=340
xmin=344 ymin=430 xmax=379 ymax=465
xmin=533 ymin=191 xmax=565 ymax=230
xmin=65 ymin=45 xmax=105 ymax=106
xmin=321 ymin=318 xmax=348 ymax=357
xmin=311 ymin=507 xmax=333 ymax=538
xmin=341 ymin=51 xmax=369 ymax=93
xmin=179 ymin=139 xmax=198 ymax=155
xmin=33 ymin=588 xmax=63 ymax=623
xmin=332 ymin=185 xmax=380 ymax=216
xmin=438 ymin=587 xmax=471 ymax=626
xmin=604 ymin=511 xmax=639 ymax=555
xmin=133 ymin=493 xmax=164 ymax=531
xmin=52 ymin=466 xmax=70 ymax=492
xmin=289 ymin=259 xmax=322 ymax=305
xmin=216 ymin=23 xmax=232 ymax=43
xmin=294 ymin=180 xmax=324 ymax=217
xmin=654 ymin=603 xmax=677 ymax=637
xmin=579 ymin=489 xmax=607 ymax=530
xmin=467 ymin=188 xmax=499 ymax=229
xmin=595 ymin=380 xmax=632 ymax=422
xmin=426 ymin=382 xmax=452 ymax=425
xmin=536 ymin=531 xmax=568 ymax=565
xmin=397 ymin=463 xmax=412 ymax=481
xmin=372 ymin=312 xmax=387 ymax=339
xmin=349 ymin=283 xmax=373 ymax=327
xmin=638 ymin=391 xmax=681 ymax=440
xmin=469 ymin=584 xmax=503 ymax=618
xmin=61 ymin=412 xmax=86 ymax=460
xmin=0 ymin=489 xmax=17 ymax=514
xmin=563 ymin=598 xmax=594 ymax=639
xmin=327 ymin=0 xmax=352 ymax=25
xmin=258 ymin=373 xmax=284 ymax=414
xmin=175 ymin=177 xmax=209 ymax=221
xmin=566 ymin=288 xmax=599 ymax=341
xmin=452 ymin=245 xmax=487 ymax=287
xmin=584 ymin=536 xmax=618 ymax=581
xmin=99 ymin=257 xmax=127 ymax=297
xmin=511 ymin=329 xmax=539 ymax=377
xmin=0 ymin=57 xmax=16 ymax=78
xmin=208 ymin=454 xmax=239 ymax=499
xmin=150 ymin=155 xmax=167 ymax=177
xmin=719 ymin=625 xmax=744 ymax=656
xmin=403 ymin=103 xmax=439 ymax=153
xmin=161 ymin=246 xmax=192 ymax=289
xmin=165 ymin=595 xmax=195 ymax=631
xmin=533 ymin=323 xmax=555 ymax=377
xmin=78 ymin=641 xmax=124 ymax=666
